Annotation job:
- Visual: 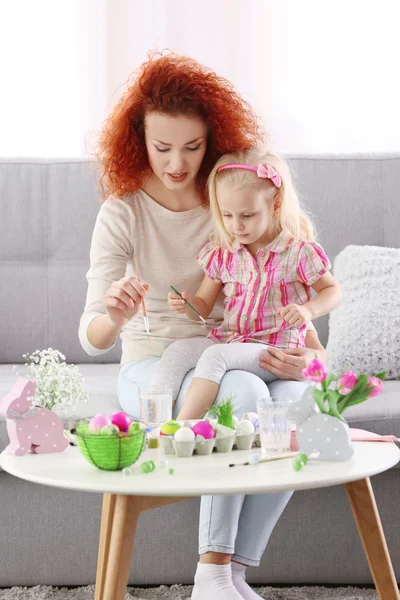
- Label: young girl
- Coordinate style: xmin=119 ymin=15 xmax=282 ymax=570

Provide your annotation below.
xmin=152 ymin=147 xmax=342 ymax=420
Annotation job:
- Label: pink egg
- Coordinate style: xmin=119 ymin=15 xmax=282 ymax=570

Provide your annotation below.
xmin=88 ymin=413 xmax=109 ymax=432
xmin=109 ymin=411 xmax=133 ymax=432
xmin=192 ymin=421 xmax=215 ymax=439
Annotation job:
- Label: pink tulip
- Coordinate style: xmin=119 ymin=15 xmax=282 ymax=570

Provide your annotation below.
xmin=338 ymin=371 xmax=358 ymax=395
xmin=367 ymin=376 xmax=384 ymax=398
xmin=302 ymin=359 xmax=328 ymax=383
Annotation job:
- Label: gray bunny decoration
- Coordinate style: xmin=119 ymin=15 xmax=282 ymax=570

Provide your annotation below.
xmin=288 ymin=386 xmax=354 ymax=465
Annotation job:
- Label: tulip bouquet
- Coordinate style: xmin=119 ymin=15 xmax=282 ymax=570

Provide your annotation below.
xmin=302 ymin=359 xmax=385 ymax=423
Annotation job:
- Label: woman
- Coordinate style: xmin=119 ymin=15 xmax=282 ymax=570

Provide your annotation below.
xmin=79 ymin=52 xmax=326 ymax=600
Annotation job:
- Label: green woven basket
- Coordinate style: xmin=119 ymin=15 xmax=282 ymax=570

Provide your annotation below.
xmin=75 ymin=423 xmax=145 ymax=471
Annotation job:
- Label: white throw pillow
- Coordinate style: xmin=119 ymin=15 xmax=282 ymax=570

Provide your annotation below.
xmin=326 ymin=245 xmax=400 ymax=380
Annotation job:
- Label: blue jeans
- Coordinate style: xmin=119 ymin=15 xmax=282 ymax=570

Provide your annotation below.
xmin=118 ymin=359 xmax=307 ymax=566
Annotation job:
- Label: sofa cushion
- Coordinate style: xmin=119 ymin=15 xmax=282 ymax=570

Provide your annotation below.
xmin=0 ymin=363 xmax=121 ymax=467
xmin=327 ymin=244 xmax=400 ymax=379
xmin=343 ymin=380 xmax=400 ymax=437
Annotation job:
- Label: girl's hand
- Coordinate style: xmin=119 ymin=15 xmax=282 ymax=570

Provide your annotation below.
xmin=259 ymin=346 xmax=317 ymax=381
xmin=167 ymin=290 xmax=189 ymax=314
xmin=103 ymin=277 xmax=150 ymax=327
xmin=280 ymin=303 xmax=313 ymax=328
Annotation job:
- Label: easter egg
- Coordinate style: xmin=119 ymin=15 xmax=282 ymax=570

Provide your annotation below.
xmin=109 ymin=411 xmax=133 ymax=432
xmin=243 ymin=412 xmax=259 ymax=429
xmin=235 ymin=419 xmax=255 ymax=436
xmin=216 ymin=424 xmax=235 ymax=438
xmin=174 ymin=427 xmax=195 ymax=442
xmin=160 ymin=420 xmax=181 ymax=436
xmin=101 ymin=424 xmax=120 ymax=435
xmin=88 ymin=413 xmax=109 ymax=432
xmin=128 ymin=422 xmax=142 ymax=435
xmin=192 ymin=420 xmax=215 ymax=439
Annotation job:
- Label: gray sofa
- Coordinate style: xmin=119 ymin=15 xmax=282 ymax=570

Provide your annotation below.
xmin=0 ymin=156 xmax=399 ymax=587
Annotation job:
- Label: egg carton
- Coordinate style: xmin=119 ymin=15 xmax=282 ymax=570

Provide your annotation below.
xmin=159 ymin=431 xmax=261 ymax=457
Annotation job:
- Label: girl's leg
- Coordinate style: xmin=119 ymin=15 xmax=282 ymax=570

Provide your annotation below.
xmin=178 ymin=343 xmax=277 ymax=420
xmin=178 ymin=372 xmax=299 ymax=600
xmin=194 ymin=370 xmax=288 ymax=567
xmin=230 ymin=379 xmax=310 ymax=600
xmin=176 ymin=371 xmax=273 ymax=599
xmin=152 ymin=338 xmax=215 ymax=402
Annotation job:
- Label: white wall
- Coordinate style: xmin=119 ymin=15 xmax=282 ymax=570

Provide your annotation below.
xmin=0 ymin=0 xmax=399 ymax=156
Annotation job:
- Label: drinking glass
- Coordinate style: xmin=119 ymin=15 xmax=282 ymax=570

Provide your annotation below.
xmin=138 ymin=385 xmax=173 ymax=425
xmin=256 ymin=396 xmax=293 ymax=453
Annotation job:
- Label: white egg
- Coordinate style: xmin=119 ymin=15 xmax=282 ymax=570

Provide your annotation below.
xmin=236 ymin=420 xmax=255 ymax=436
xmin=215 ymin=424 xmax=236 ymax=439
xmin=174 ymin=427 xmax=195 ymax=442
xmin=243 ymin=412 xmax=259 ymax=429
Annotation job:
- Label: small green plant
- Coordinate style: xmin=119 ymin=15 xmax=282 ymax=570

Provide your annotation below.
xmin=208 ymin=396 xmax=235 ymax=430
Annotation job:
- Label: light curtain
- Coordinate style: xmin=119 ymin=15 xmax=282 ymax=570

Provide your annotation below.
xmin=0 ymin=0 xmax=398 ymax=156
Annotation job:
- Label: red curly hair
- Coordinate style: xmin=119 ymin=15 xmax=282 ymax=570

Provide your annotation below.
xmin=96 ymin=51 xmax=265 ymax=200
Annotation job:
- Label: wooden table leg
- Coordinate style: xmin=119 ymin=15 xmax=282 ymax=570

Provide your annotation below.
xmin=343 ymin=477 xmax=399 ymax=600
xmin=95 ymin=493 xmax=116 ymax=600
xmin=95 ymin=495 xmax=189 ymax=600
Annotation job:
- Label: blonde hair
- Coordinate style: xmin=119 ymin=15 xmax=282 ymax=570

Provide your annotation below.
xmin=207 ymin=148 xmax=316 ymax=249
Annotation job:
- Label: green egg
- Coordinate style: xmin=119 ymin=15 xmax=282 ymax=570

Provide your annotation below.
xmin=129 ymin=422 xmax=142 ymax=435
xmin=160 ymin=420 xmax=181 ymax=436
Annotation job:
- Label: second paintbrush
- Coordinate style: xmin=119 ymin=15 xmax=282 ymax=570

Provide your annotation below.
xmin=170 ymin=285 xmax=207 ymax=325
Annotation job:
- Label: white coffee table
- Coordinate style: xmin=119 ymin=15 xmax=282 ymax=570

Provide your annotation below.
xmin=1 ymin=442 xmax=399 ymax=600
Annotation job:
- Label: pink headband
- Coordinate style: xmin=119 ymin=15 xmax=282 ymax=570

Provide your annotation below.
xmin=217 ymin=163 xmax=281 ymax=188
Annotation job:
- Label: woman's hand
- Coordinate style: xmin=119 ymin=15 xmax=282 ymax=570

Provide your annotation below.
xmin=259 ymin=346 xmax=325 ymax=381
xmin=103 ymin=277 xmax=149 ymax=327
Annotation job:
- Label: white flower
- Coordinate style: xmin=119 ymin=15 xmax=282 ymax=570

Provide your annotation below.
xmin=14 ymin=348 xmax=88 ymax=411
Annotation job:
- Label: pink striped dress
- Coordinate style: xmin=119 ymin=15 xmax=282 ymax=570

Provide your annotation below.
xmin=197 ymin=231 xmax=331 ymax=348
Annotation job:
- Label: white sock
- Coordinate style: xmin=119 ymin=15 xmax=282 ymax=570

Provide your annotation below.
xmin=231 ymin=561 xmax=263 ymax=600
xmin=191 ymin=562 xmax=244 ymax=600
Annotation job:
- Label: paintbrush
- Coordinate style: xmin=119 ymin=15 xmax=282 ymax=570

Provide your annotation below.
xmin=229 ymin=451 xmax=297 ymax=467
xmin=134 ymin=256 xmax=150 ymax=341
xmin=170 ymin=285 xmax=207 ymax=324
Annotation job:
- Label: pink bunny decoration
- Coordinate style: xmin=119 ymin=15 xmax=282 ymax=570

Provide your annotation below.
xmin=0 ymin=377 xmax=69 ymax=455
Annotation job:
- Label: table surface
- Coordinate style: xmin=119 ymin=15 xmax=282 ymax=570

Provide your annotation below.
xmin=1 ymin=442 xmax=399 ymax=496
